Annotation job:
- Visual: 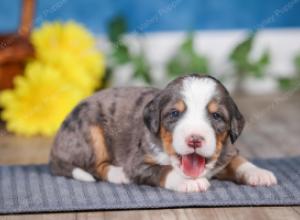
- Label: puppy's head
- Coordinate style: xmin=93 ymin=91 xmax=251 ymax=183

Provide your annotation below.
xmin=143 ymin=74 xmax=245 ymax=178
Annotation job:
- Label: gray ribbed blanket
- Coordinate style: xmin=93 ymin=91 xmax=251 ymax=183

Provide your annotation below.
xmin=0 ymin=157 xmax=300 ymax=214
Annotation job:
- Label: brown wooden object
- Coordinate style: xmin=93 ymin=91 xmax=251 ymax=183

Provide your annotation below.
xmin=0 ymin=0 xmax=35 ymax=90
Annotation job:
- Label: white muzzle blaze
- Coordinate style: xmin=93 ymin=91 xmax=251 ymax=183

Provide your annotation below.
xmin=172 ymin=77 xmax=217 ymax=157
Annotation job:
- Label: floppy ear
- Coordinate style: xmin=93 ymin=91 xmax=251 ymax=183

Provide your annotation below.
xmin=143 ymin=96 xmax=161 ymax=135
xmin=228 ymin=98 xmax=245 ymax=144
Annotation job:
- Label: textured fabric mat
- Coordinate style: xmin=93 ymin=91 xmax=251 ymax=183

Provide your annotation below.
xmin=1 ymin=157 xmax=300 ymax=214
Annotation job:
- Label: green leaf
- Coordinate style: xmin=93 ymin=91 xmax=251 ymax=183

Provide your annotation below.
xmin=229 ymin=32 xmax=271 ymax=79
xmin=106 ymin=15 xmax=152 ymax=84
xmin=111 ymin=43 xmax=131 ymax=64
xmin=107 ymin=15 xmax=127 ymax=43
xmin=249 ymin=50 xmax=270 ymax=78
xmin=258 ymin=50 xmax=270 ymax=66
xmin=167 ymin=34 xmax=209 ymax=77
xmin=181 ymin=33 xmax=194 ymax=52
xmin=294 ymin=53 xmax=300 ymax=75
xmin=278 ymin=77 xmax=299 ymax=91
xmin=102 ymin=67 xmax=113 ymax=88
xmin=132 ymin=54 xmax=152 ymax=84
xmin=230 ymin=33 xmax=255 ymax=63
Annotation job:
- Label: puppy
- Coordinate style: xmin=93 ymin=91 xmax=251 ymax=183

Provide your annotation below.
xmin=49 ymin=74 xmax=277 ymax=192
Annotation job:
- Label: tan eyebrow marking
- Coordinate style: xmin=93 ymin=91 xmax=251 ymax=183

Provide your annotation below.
xmin=208 ymin=100 xmax=219 ymax=113
xmin=175 ymin=100 xmax=186 ymax=112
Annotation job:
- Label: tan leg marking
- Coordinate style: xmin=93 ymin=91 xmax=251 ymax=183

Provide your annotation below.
xmin=216 ymin=155 xmax=247 ymax=181
xmin=90 ymin=125 xmax=110 ymax=180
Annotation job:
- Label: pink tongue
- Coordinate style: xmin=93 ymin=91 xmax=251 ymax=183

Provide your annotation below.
xmin=181 ymin=154 xmax=205 ymax=178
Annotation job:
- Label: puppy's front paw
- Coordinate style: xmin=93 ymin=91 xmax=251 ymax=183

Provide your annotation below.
xmin=237 ymin=162 xmax=277 ymax=186
xmin=178 ymin=178 xmax=210 ymax=192
xmin=164 ymin=169 xmax=210 ymax=192
xmin=107 ymin=166 xmax=130 ymax=184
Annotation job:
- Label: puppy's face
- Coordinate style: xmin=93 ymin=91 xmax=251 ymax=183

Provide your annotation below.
xmin=144 ymin=74 xmax=245 ymax=178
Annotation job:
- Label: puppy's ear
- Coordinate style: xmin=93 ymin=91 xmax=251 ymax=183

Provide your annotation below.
xmin=228 ymin=97 xmax=245 ymax=144
xmin=143 ymin=93 xmax=170 ymax=135
xmin=143 ymin=96 xmax=161 ymax=135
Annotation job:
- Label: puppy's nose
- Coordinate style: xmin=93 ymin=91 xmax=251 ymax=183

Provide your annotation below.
xmin=187 ymin=135 xmax=204 ymax=148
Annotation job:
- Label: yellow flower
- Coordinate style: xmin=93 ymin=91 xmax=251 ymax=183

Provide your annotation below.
xmin=0 ymin=21 xmax=105 ymax=136
xmin=0 ymin=62 xmax=85 ymax=136
xmin=32 ymin=21 xmax=105 ymax=89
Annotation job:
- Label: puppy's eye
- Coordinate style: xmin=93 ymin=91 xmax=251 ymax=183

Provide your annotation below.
xmin=212 ymin=112 xmax=222 ymax=121
xmin=170 ymin=110 xmax=180 ymax=119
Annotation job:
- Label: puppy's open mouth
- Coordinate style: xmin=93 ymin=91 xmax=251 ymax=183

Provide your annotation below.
xmin=179 ymin=153 xmax=206 ymax=178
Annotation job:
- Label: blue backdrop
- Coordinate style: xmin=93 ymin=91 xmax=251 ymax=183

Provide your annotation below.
xmin=0 ymin=0 xmax=300 ymax=34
